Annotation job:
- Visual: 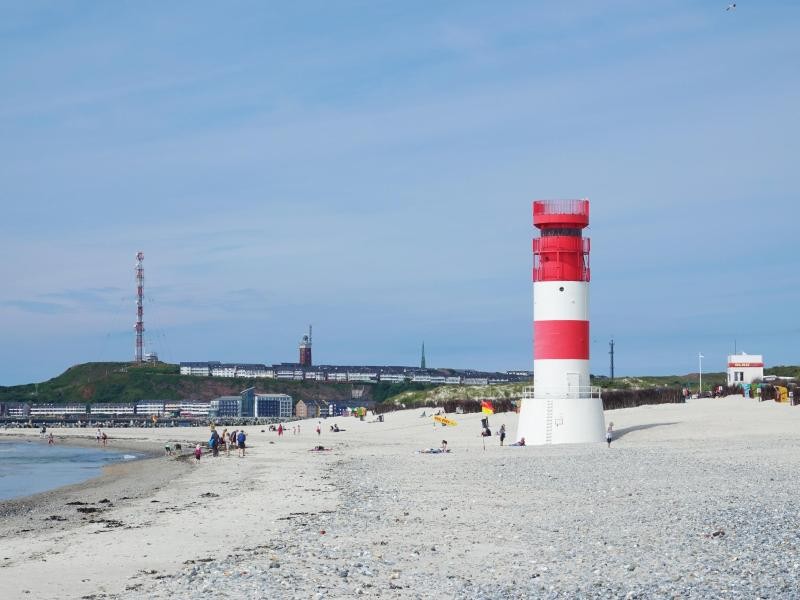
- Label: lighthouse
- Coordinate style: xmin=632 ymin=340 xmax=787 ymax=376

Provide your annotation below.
xmin=516 ymin=199 xmax=605 ymax=445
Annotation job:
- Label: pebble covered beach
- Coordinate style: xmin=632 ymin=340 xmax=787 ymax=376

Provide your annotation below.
xmin=3 ymin=396 xmax=800 ymax=599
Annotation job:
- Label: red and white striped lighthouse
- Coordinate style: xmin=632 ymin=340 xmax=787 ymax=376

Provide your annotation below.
xmin=516 ymin=199 xmax=605 ymax=445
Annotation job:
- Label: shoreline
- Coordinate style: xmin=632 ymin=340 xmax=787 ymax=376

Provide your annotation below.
xmin=0 ymin=436 xmax=191 ymax=539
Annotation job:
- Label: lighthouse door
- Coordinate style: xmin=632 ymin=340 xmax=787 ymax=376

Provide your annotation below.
xmin=566 ymin=372 xmax=580 ymax=398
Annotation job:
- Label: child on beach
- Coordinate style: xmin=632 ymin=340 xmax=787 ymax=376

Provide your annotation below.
xmin=194 ymin=444 xmax=202 ymax=463
xmin=499 ymin=424 xmax=506 ymax=446
xmin=606 ymin=423 xmax=614 ymax=447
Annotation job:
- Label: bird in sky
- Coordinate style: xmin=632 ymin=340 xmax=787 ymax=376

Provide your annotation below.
xmin=726 ymin=3 xmax=736 ymax=10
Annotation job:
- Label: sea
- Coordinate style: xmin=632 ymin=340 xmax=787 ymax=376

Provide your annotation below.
xmin=0 ymin=439 xmax=137 ymax=501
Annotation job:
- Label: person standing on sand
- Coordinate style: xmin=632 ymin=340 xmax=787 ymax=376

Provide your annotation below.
xmin=237 ymin=430 xmax=246 ymax=457
xmin=48 ymin=433 xmax=55 ymax=445
xmin=223 ymin=429 xmax=231 ymax=457
xmin=499 ymin=424 xmax=506 ymax=446
xmin=316 ymin=423 xmax=321 ymax=436
xmin=101 ymin=432 xmax=108 ymax=446
xmin=606 ymin=423 xmax=614 ymax=447
xmin=278 ymin=423 xmax=283 ymax=437
xmin=194 ymin=444 xmax=202 ymax=463
xmin=96 ymin=428 xmax=102 ymax=444
xmin=210 ymin=429 xmax=220 ymax=457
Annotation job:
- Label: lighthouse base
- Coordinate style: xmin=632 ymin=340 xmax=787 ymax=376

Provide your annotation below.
xmin=516 ymin=391 xmax=605 ymax=445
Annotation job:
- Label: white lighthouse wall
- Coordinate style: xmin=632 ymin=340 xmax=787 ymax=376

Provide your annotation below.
xmin=517 ymin=396 xmax=605 ymax=445
xmin=533 ymin=281 xmax=589 ymax=321
xmin=533 ymin=359 xmax=590 ymax=395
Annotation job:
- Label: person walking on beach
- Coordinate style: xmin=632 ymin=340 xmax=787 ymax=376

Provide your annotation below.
xmin=278 ymin=423 xmax=283 ymax=437
xmin=48 ymin=432 xmax=55 ymax=445
xmin=223 ymin=429 xmax=231 ymax=457
xmin=96 ymin=428 xmax=102 ymax=444
xmin=316 ymin=423 xmax=321 ymax=436
xmin=237 ymin=430 xmax=246 ymax=457
xmin=210 ymin=429 xmax=220 ymax=457
xmin=101 ymin=431 xmax=108 ymax=446
xmin=606 ymin=423 xmax=614 ymax=447
xmin=194 ymin=444 xmax=202 ymax=463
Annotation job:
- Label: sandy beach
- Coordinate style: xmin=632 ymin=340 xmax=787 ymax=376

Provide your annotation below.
xmin=2 ymin=396 xmax=800 ymax=599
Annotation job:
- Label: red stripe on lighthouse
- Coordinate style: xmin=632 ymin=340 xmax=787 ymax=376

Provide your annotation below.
xmin=534 ymin=320 xmax=589 ymax=360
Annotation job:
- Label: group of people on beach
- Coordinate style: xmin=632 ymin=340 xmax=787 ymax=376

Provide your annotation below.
xmin=95 ymin=427 xmax=108 ymax=446
xmin=194 ymin=427 xmax=247 ymax=463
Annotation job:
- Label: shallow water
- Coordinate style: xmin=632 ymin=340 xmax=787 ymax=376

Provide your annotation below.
xmin=0 ymin=439 xmax=136 ymax=500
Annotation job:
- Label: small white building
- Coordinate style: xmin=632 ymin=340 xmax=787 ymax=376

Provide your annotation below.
xmin=727 ymin=353 xmax=764 ymax=385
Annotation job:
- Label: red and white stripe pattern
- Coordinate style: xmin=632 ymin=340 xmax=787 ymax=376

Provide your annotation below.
xmin=533 ymin=280 xmax=589 ymax=396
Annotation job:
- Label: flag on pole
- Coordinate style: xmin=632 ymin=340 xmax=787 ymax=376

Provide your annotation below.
xmin=481 ymin=400 xmax=494 ymax=415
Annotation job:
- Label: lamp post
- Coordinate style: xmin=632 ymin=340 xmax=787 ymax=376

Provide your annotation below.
xmin=699 ymin=353 xmax=704 ymax=395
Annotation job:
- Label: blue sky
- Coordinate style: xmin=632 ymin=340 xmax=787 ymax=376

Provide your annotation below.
xmin=1 ymin=1 xmax=798 ymax=385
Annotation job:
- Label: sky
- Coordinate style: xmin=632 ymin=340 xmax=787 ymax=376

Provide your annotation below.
xmin=1 ymin=1 xmax=798 ymax=385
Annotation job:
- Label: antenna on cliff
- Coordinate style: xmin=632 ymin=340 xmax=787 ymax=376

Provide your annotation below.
xmin=135 ymin=252 xmax=145 ymax=363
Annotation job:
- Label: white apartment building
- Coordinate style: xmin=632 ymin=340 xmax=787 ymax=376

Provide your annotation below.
xmin=211 ymin=364 xmax=237 ymax=378
xmin=236 ymin=364 xmax=273 ymax=378
xmin=347 ymin=371 xmax=378 ymax=382
xmin=136 ymin=401 xmax=166 ymax=416
xmin=165 ymin=401 xmax=210 ymax=417
xmin=379 ymin=373 xmax=408 ymax=383
xmin=90 ymin=403 xmax=136 ymax=415
xmin=254 ymin=393 xmax=293 ymax=419
xmin=179 ymin=362 xmax=220 ymax=376
xmin=29 ymin=404 xmax=86 ymax=416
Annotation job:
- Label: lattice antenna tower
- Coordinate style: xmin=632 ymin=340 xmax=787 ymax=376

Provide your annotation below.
xmin=135 ymin=251 xmax=145 ymax=363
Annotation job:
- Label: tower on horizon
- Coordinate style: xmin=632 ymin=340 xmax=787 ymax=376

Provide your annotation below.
xmin=517 ymin=199 xmax=605 ymax=445
xmin=299 ymin=325 xmax=312 ymax=367
xmin=134 ymin=251 xmax=145 ymax=363
xmin=420 ymin=342 xmax=426 ymax=369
